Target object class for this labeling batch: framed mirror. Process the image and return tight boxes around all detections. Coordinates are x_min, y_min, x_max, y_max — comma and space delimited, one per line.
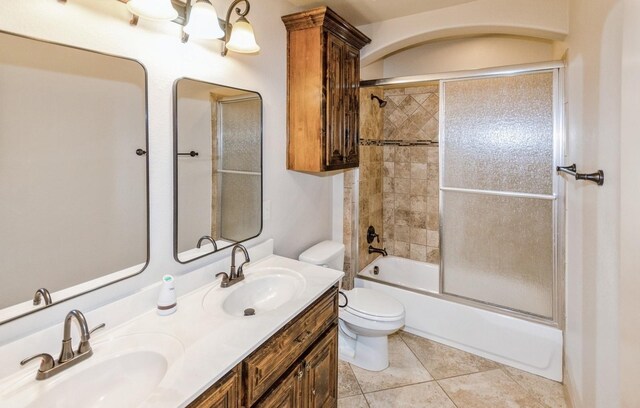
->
174, 78, 262, 263
0, 31, 149, 324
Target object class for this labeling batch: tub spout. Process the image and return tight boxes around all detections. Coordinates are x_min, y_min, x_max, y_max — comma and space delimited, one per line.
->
368, 245, 388, 256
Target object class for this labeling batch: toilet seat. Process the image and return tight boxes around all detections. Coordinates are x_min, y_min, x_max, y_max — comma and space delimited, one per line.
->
343, 288, 404, 322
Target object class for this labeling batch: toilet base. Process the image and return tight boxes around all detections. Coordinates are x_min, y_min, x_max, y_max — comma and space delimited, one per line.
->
339, 331, 389, 372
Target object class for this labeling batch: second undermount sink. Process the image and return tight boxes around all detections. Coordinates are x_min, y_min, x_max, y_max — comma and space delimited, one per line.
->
203, 267, 306, 316
1, 333, 184, 408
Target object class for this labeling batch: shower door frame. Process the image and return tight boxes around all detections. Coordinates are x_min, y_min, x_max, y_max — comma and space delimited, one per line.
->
360, 61, 566, 328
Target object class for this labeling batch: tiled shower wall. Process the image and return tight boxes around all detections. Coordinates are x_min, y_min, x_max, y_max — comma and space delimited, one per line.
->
343, 84, 440, 288
382, 84, 440, 263
342, 87, 384, 289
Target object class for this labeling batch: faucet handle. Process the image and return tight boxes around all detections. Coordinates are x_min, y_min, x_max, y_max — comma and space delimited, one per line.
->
78, 323, 106, 354
237, 260, 250, 277
216, 272, 230, 287
90, 323, 106, 336
20, 353, 55, 372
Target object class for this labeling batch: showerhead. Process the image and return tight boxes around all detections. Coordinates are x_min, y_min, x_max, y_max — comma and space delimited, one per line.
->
371, 94, 387, 108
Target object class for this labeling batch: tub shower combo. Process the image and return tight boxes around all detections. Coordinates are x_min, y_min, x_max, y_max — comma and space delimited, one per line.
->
351, 62, 568, 381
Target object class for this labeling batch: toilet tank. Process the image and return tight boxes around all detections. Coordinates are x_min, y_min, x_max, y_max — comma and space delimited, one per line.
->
299, 241, 345, 270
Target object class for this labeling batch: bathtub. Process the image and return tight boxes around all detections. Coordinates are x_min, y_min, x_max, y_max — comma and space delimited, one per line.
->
356, 256, 563, 381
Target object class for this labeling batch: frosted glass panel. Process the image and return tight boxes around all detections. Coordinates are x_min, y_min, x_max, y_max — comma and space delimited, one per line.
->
220, 98, 261, 172
442, 191, 554, 317
219, 173, 261, 242
442, 72, 554, 194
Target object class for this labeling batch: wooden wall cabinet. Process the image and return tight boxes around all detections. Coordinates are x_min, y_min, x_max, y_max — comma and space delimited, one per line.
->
282, 7, 371, 172
188, 287, 338, 408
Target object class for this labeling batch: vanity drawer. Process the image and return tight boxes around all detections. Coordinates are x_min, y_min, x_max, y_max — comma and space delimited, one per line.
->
243, 286, 338, 406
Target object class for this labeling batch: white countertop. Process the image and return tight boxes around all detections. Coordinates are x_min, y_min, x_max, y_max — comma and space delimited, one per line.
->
0, 253, 344, 407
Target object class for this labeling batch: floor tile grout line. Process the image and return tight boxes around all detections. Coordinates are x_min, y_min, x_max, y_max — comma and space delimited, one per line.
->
436, 368, 551, 408
346, 362, 371, 407
435, 367, 504, 383
363, 380, 435, 395
360, 379, 461, 408
432, 380, 462, 408
399, 330, 501, 381
349, 334, 433, 395
499, 366, 555, 408
397, 331, 437, 381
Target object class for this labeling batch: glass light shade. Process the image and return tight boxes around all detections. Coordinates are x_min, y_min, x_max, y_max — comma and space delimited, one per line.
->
183, 0, 225, 39
226, 17, 260, 53
126, 0, 178, 21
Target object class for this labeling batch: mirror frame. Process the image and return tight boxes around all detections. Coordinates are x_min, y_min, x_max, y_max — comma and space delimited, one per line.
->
0, 30, 150, 324
172, 77, 263, 264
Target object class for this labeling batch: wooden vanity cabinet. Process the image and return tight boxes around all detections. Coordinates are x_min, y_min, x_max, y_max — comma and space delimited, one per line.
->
282, 7, 371, 172
189, 286, 338, 408
188, 365, 242, 408
256, 328, 337, 408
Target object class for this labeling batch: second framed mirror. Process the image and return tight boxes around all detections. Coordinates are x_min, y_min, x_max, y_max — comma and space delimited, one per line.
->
174, 78, 262, 263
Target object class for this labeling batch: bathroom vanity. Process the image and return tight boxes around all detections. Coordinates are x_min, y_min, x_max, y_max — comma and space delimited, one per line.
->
189, 287, 337, 408
0, 245, 343, 408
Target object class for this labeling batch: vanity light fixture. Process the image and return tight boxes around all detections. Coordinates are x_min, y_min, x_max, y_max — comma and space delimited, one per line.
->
182, 0, 225, 42
57, 0, 259, 56
126, 0, 178, 21
221, 0, 260, 56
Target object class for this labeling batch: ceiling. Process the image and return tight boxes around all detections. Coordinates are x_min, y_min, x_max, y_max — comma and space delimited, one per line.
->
287, 0, 478, 26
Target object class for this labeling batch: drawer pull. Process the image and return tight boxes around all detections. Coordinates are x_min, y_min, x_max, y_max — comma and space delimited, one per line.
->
294, 330, 312, 343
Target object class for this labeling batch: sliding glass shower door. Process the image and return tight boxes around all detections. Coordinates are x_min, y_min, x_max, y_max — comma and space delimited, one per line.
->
440, 70, 561, 321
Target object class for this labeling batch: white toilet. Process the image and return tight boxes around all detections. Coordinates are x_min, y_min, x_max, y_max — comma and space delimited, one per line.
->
299, 241, 405, 371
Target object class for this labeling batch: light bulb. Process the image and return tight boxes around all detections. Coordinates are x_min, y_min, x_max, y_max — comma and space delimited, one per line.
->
126, 0, 178, 21
226, 16, 260, 53
183, 0, 225, 40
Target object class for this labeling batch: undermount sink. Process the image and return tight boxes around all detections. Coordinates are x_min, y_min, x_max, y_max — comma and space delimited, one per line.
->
1, 333, 184, 408
203, 267, 306, 316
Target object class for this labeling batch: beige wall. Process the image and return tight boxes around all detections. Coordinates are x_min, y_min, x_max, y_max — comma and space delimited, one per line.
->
564, 0, 622, 406
357, 0, 569, 66
380, 35, 557, 78
619, 2, 640, 406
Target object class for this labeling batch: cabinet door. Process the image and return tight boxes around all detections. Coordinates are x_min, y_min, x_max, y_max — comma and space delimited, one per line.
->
303, 327, 338, 408
325, 32, 345, 168
254, 363, 304, 408
343, 44, 360, 165
188, 366, 241, 408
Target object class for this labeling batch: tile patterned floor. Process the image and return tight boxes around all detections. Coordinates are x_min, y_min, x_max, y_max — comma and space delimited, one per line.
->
338, 331, 570, 408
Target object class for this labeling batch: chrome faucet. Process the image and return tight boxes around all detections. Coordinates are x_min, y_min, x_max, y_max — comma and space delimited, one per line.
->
20, 309, 105, 380
197, 235, 218, 251
215, 244, 250, 288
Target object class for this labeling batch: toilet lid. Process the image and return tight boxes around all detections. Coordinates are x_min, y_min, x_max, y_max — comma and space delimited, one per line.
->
344, 288, 404, 319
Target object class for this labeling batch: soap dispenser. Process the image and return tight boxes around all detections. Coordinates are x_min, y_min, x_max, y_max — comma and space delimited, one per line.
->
157, 275, 177, 316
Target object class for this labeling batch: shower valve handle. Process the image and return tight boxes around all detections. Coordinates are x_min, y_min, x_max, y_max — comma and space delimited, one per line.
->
367, 226, 380, 244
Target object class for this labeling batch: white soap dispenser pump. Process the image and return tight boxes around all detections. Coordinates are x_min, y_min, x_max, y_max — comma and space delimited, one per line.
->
157, 274, 177, 316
